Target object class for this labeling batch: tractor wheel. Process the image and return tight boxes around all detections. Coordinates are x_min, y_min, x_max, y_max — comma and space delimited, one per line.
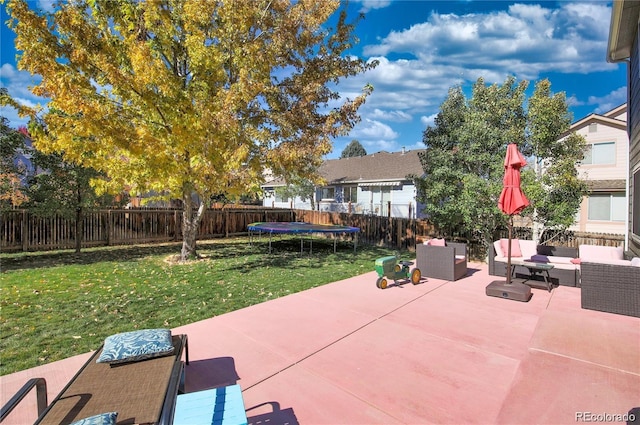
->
394, 264, 401, 273
410, 268, 421, 284
376, 277, 388, 289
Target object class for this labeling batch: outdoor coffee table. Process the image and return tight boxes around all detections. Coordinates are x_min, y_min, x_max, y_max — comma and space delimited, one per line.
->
513, 262, 555, 292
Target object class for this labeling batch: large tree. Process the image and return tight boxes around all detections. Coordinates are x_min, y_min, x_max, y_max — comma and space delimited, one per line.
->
25, 140, 126, 253
8, 0, 376, 261
0, 115, 29, 210
340, 139, 367, 158
415, 77, 587, 254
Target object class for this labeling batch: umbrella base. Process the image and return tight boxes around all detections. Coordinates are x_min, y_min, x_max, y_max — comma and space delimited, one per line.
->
486, 280, 532, 302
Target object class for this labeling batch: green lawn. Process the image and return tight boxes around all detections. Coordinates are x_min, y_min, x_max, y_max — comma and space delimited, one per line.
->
0, 236, 397, 376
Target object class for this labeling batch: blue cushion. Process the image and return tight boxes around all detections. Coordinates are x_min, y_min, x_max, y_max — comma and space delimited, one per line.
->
70, 412, 117, 425
97, 329, 174, 364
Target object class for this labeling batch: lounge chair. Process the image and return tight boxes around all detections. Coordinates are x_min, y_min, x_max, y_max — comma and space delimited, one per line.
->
1, 332, 189, 425
416, 240, 468, 281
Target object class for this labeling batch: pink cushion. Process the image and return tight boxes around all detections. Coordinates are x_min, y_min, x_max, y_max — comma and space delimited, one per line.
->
428, 238, 446, 246
585, 258, 633, 266
500, 238, 522, 257
570, 258, 581, 264
518, 240, 537, 260
579, 245, 624, 261
493, 240, 503, 257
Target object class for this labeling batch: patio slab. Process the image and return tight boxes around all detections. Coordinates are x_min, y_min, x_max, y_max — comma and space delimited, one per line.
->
496, 350, 640, 424
298, 317, 520, 424
2, 261, 639, 425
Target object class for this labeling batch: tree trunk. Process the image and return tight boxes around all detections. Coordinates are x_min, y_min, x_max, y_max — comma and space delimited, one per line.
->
75, 207, 82, 253
531, 158, 542, 245
180, 195, 206, 261
532, 216, 542, 245
75, 179, 83, 253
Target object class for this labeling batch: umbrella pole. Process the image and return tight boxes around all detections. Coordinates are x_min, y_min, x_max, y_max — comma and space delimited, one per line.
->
507, 216, 513, 285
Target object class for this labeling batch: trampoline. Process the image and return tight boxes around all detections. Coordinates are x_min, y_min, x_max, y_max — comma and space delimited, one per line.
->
247, 222, 360, 253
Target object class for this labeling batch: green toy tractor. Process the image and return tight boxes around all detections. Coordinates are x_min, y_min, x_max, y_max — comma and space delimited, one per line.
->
374, 255, 421, 289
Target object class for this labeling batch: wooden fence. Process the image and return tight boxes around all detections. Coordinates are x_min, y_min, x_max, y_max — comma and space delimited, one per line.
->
0, 208, 626, 257
1, 208, 294, 253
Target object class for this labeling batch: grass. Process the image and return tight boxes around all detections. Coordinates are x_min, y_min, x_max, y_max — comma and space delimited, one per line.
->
0, 236, 398, 376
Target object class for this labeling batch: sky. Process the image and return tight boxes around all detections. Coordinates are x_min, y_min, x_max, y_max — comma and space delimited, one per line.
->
0, 1, 627, 160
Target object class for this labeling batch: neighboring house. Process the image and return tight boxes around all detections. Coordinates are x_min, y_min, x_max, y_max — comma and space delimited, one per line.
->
567, 104, 628, 235
607, 1, 640, 256
262, 149, 426, 218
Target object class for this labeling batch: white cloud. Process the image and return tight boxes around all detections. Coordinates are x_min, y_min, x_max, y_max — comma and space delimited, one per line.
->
355, 0, 392, 14
0, 64, 48, 128
350, 119, 399, 140
36, 0, 55, 12
0, 63, 46, 105
588, 87, 628, 114
369, 108, 412, 122
362, 2, 616, 81
364, 139, 398, 153
329, 1, 622, 159
0, 105, 29, 128
420, 113, 438, 129
0, 64, 18, 79
347, 3, 619, 131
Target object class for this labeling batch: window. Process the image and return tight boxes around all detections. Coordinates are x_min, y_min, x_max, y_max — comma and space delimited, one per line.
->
588, 193, 625, 221
343, 186, 357, 203
582, 142, 615, 165
321, 187, 335, 200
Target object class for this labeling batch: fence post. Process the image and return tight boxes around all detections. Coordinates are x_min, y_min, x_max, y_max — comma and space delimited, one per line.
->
106, 210, 111, 246
225, 209, 229, 238
174, 210, 179, 241
21, 210, 28, 252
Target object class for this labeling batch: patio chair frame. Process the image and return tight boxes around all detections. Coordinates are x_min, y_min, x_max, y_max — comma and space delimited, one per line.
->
1, 334, 189, 425
416, 242, 468, 281
580, 262, 640, 318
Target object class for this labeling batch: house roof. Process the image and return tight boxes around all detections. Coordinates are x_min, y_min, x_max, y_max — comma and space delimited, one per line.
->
602, 103, 627, 120
607, 1, 640, 62
319, 149, 425, 185
263, 149, 425, 187
588, 179, 627, 191
562, 103, 627, 137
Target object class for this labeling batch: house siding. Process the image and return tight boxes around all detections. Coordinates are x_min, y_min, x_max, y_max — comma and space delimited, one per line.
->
261, 150, 426, 219
575, 125, 628, 181
630, 26, 640, 255
568, 108, 629, 235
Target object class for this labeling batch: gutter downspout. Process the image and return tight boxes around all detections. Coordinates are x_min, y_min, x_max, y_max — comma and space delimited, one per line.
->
606, 1, 632, 250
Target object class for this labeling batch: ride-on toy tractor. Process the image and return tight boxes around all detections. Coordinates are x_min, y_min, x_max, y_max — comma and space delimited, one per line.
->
374, 255, 421, 289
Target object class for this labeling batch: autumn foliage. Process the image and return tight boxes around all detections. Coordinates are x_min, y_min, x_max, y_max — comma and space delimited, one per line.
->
7, 0, 376, 260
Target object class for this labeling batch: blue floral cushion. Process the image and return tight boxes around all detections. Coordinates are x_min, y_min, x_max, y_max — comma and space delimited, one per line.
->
70, 412, 117, 425
97, 329, 174, 364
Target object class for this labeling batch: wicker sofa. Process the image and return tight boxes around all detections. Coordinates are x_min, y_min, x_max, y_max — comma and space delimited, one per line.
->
488, 242, 579, 287
580, 262, 640, 318
416, 241, 468, 281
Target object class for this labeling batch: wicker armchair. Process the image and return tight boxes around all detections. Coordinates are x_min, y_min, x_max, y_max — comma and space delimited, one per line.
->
580, 262, 640, 318
416, 242, 468, 281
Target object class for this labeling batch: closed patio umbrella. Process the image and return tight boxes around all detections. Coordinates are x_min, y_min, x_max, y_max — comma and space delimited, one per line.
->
486, 144, 532, 301
498, 143, 530, 217
499, 143, 530, 285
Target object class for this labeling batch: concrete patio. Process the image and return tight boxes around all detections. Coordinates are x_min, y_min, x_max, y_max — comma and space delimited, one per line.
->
1, 261, 639, 424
